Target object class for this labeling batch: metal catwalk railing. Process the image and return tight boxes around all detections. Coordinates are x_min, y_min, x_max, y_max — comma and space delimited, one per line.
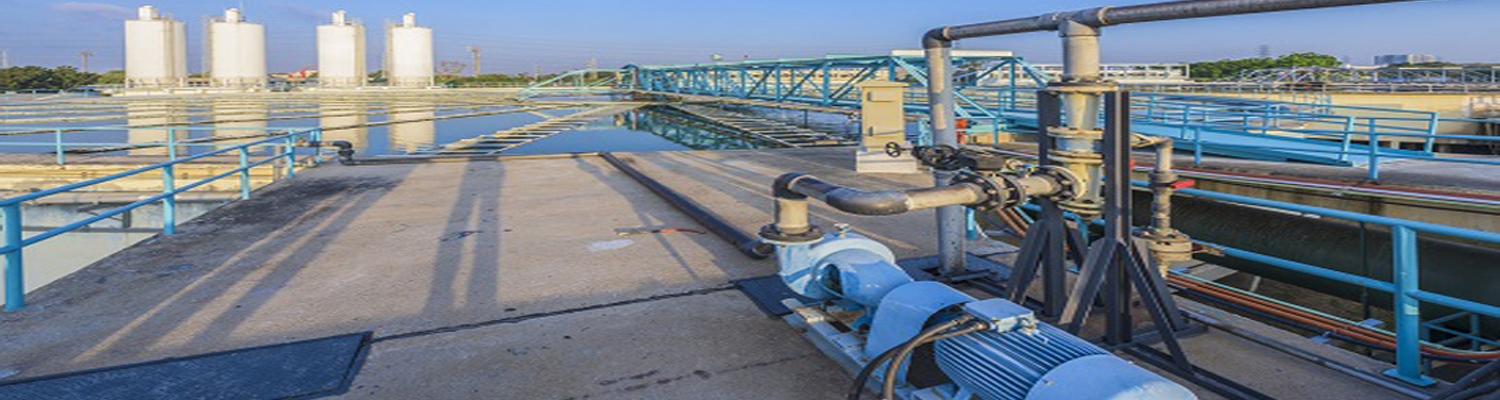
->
0, 127, 325, 311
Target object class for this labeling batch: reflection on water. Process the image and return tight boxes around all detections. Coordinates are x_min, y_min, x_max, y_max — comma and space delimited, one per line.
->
4, 100, 857, 156
126, 102, 180, 155
214, 99, 267, 147
320, 104, 369, 152
388, 108, 436, 153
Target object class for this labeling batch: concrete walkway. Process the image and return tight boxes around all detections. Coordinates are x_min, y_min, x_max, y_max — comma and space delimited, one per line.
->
0, 148, 1419, 400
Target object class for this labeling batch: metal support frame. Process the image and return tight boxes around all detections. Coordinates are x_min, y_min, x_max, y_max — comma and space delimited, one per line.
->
1002, 90, 1087, 318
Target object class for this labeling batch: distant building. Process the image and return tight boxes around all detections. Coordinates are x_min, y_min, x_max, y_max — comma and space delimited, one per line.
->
1375, 54, 1438, 66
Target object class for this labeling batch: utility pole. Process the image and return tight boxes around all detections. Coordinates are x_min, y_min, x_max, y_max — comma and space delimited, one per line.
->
79, 51, 94, 73
467, 46, 481, 77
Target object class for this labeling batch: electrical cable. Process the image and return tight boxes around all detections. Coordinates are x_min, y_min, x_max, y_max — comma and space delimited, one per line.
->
846, 316, 987, 400
881, 317, 985, 400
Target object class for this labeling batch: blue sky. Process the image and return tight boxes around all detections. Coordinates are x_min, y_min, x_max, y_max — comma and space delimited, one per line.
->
0, 0, 1493, 73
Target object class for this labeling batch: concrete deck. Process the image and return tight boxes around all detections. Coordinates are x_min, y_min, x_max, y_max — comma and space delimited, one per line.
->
0, 147, 1422, 399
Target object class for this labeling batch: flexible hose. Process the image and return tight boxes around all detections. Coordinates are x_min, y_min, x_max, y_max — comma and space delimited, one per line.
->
847, 316, 986, 400
847, 345, 904, 400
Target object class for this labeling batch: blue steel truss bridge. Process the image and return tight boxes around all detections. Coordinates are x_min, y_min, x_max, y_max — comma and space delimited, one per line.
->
530, 53, 1500, 179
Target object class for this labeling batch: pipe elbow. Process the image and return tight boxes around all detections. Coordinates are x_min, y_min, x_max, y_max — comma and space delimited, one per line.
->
824, 189, 912, 216
922, 28, 952, 49
328, 140, 356, 165
773, 172, 810, 200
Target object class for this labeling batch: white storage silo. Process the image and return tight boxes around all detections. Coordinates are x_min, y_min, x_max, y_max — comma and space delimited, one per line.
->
385, 13, 434, 87
124, 6, 187, 88
317, 11, 366, 87
207, 8, 267, 87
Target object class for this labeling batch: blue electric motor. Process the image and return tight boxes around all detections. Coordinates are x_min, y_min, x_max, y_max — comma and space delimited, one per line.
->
774, 232, 1196, 400
934, 299, 1196, 400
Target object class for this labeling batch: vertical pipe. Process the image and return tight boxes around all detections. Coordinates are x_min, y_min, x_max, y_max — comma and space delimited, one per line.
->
924, 42, 967, 274
1384, 226, 1436, 386
238, 147, 251, 200
3, 204, 23, 311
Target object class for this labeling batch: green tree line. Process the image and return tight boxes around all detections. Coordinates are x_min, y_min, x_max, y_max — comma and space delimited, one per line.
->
0, 66, 123, 90
1188, 52, 1342, 80
443, 73, 563, 86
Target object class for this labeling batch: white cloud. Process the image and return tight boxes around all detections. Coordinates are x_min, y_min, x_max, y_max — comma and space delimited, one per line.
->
50, 2, 134, 20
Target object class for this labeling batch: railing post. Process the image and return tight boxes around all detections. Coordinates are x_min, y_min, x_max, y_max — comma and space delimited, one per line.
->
167, 128, 177, 159
1368, 131, 1380, 181
311, 129, 324, 165
3, 204, 23, 311
162, 164, 176, 235
1339, 117, 1354, 163
53, 129, 65, 165
238, 147, 251, 200
1383, 226, 1436, 386
284, 136, 296, 179
1423, 112, 1438, 153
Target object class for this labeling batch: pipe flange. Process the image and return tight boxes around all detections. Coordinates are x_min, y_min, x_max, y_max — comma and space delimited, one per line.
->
1048, 150, 1103, 165
759, 223, 824, 244
950, 172, 1010, 211
1142, 230, 1193, 263
1035, 166, 1083, 202
1044, 81, 1118, 93
1046, 127, 1102, 140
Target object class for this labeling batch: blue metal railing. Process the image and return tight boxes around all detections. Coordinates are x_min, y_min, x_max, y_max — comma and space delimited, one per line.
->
0, 126, 316, 165
1151, 184, 1500, 386
0, 127, 325, 311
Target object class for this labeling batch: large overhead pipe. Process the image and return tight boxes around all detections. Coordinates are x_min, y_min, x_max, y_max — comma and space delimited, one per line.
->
924, 0, 1427, 42
919, 0, 1429, 276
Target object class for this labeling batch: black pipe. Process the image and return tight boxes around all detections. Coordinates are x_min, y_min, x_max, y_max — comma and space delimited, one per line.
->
600, 153, 774, 259
320, 140, 355, 165
778, 173, 986, 216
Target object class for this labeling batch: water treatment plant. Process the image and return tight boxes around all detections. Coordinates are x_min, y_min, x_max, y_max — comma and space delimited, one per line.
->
0, 0, 1497, 399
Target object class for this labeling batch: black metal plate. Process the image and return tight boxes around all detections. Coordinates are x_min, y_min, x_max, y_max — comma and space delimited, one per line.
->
0, 332, 372, 400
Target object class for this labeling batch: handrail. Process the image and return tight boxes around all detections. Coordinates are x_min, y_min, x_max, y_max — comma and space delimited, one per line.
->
1, 127, 325, 311
1146, 182, 1498, 386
